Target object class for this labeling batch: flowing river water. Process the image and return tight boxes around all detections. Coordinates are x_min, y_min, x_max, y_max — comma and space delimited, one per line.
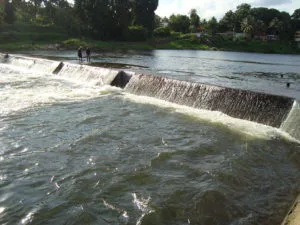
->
0, 50, 299, 225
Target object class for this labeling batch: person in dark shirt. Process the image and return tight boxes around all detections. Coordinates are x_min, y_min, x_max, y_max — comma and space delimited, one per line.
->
77, 47, 83, 62
86, 47, 91, 62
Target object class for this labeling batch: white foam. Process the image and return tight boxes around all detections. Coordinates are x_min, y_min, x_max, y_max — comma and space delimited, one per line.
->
55, 62, 120, 85
123, 93, 299, 142
0, 63, 122, 116
4, 54, 61, 74
281, 101, 300, 141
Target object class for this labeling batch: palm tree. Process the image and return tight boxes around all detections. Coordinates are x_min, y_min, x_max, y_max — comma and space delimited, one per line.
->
241, 16, 256, 38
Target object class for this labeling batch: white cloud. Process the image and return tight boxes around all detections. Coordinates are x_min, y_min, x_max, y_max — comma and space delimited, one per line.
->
155, 0, 300, 20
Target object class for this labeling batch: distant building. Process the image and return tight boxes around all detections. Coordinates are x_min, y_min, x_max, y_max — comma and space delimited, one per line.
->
295, 31, 300, 48
266, 35, 279, 41
195, 26, 206, 37
254, 32, 267, 41
216, 32, 246, 39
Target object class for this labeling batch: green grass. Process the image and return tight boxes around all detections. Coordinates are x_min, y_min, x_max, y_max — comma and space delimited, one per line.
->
0, 23, 69, 51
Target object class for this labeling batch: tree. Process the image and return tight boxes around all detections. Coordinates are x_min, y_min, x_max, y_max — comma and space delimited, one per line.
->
219, 10, 236, 32
4, 0, 15, 24
74, 0, 133, 40
235, 3, 251, 31
134, 0, 158, 33
168, 14, 190, 33
241, 15, 256, 38
269, 17, 284, 36
0, 3, 4, 24
291, 9, 300, 34
75, 0, 115, 39
291, 9, 300, 20
189, 8, 200, 32
255, 19, 266, 34
154, 14, 162, 29
206, 16, 218, 35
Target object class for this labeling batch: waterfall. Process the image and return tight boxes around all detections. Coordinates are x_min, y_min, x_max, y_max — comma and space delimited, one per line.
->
54, 63, 122, 86
281, 101, 300, 140
124, 74, 295, 128
1, 53, 130, 87
0, 53, 61, 74
2, 52, 298, 141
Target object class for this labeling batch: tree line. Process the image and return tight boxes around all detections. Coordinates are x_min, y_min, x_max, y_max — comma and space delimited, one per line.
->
1, 1, 300, 42
0, 0, 159, 40
157, 4, 300, 41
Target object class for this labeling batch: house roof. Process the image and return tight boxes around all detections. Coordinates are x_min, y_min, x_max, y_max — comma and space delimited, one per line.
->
196, 26, 205, 31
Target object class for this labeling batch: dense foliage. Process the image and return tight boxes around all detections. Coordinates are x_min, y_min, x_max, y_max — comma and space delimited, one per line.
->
0, 1, 299, 46
164, 4, 300, 42
0, 0, 158, 40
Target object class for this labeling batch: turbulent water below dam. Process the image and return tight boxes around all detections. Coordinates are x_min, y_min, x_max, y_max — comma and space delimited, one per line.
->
0, 50, 299, 225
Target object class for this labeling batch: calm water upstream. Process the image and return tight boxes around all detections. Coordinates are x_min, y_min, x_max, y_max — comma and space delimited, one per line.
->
0, 50, 299, 225
22, 49, 300, 99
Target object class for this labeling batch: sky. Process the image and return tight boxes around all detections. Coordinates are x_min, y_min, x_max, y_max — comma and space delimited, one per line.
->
155, 0, 300, 20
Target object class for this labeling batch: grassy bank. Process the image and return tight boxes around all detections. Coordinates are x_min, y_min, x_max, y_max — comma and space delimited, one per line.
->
0, 24, 299, 54
0, 23, 69, 51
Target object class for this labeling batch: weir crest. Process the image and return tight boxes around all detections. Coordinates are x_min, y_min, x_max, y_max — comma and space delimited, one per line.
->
1, 53, 299, 141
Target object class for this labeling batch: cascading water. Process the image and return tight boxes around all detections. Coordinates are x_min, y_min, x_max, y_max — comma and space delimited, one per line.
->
0, 52, 299, 225
281, 101, 300, 140
0, 53, 61, 74
55, 63, 123, 86
124, 74, 295, 128
1, 52, 299, 141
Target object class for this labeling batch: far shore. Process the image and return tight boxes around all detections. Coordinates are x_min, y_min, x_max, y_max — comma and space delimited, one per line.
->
1, 38, 300, 55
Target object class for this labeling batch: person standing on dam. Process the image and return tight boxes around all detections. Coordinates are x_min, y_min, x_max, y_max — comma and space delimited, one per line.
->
77, 47, 83, 62
86, 47, 91, 62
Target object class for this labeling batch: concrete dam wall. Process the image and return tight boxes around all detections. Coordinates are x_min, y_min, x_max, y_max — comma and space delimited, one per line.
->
1, 52, 299, 141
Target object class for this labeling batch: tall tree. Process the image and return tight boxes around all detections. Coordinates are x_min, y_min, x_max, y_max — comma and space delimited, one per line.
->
75, 0, 115, 39
154, 14, 162, 28
292, 9, 300, 20
291, 9, 300, 34
235, 3, 251, 32
134, 0, 158, 33
4, 0, 15, 23
189, 8, 200, 32
269, 17, 284, 36
111, 0, 132, 38
168, 14, 190, 33
206, 16, 218, 35
0, 3, 4, 24
219, 10, 236, 32
241, 15, 256, 38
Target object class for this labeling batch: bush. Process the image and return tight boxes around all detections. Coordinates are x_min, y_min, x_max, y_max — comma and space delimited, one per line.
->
62, 38, 87, 48
153, 27, 171, 37
170, 31, 181, 39
233, 35, 247, 43
126, 26, 147, 41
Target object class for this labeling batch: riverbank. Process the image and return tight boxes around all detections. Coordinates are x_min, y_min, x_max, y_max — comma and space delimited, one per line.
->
1, 37, 300, 55
1, 23, 300, 54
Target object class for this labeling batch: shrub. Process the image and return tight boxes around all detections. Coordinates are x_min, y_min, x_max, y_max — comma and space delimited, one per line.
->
170, 31, 181, 39
153, 27, 171, 37
126, 26, 147, 41
62, 38, 87, 48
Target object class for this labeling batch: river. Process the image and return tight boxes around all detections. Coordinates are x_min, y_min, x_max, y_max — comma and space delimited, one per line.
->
0, 50, 299, 225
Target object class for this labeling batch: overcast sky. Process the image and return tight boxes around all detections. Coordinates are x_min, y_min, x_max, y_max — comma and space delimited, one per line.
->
155, 0, 300, 20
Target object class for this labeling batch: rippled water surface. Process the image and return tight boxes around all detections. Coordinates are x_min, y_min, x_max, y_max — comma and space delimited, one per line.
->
0, 50, 300, 225
22, 49, 300, 99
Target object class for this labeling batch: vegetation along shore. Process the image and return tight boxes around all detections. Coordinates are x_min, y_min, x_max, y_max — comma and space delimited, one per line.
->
0, 1, 300, 54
